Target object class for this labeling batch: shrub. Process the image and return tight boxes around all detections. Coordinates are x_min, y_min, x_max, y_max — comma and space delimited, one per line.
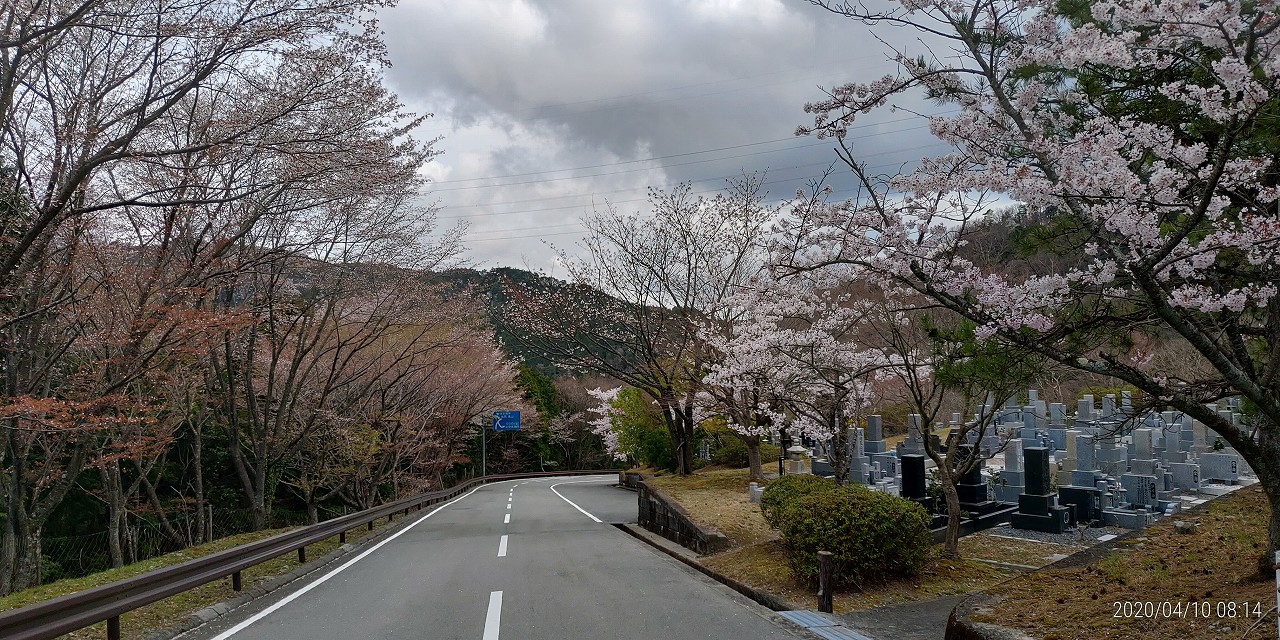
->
711, 437, 781, 469
759, 474, 835, 528
776, 486, 931, 588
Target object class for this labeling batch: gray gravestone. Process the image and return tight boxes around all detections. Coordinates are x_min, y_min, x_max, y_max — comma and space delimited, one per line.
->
1170, 463, 1200, 491
1130, 459, 1159, 476
1078, 395, 1095, 420
1199, 452, 1239, 483
1101, 394, 1116, 418
1005, 439, 1023, 472
847, 427, 869, 484
1120, 474, 1159, 510
1049, 403, 1066, 426
1076, 434, 1097, 471
1133, 428, 1155, 460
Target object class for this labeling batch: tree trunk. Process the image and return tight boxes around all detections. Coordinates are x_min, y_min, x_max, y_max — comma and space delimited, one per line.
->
941, 474, 963, 558
2, 498, 43, 592
191, 415, 206, 545
102, 464, 126, 569
671, 420, 694, 475
744, 434, 763, 480
253, 460, 271, 531
1, 435, 88, 593
661, 403, 695, 475
138, 471, 186, 548
11, 529, 41, 590
1254, 430, 1280, 574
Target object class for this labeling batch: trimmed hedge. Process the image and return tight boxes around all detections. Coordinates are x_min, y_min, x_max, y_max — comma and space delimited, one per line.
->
759, 474, 835, 528
710, 437, 781, 469
775, 485, 931, 587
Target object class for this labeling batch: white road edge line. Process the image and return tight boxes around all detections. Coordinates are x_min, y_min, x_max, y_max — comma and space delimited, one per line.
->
548, 479, 610, 523
483, 591, 503, 640
504, 514, 510, 524
497, 534, 508, 557
203, 485, 486, 640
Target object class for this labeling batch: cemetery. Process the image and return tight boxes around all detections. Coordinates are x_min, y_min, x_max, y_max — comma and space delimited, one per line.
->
797, 390, 1256, 541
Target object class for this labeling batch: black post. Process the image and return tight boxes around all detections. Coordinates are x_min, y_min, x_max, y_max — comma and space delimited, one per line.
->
818, 550, 833, 613
107, 615, 121, 640
367, 520, 374, 531
339, 530, 346, 544
779, 426, 792, 476
232, 571, 242, 591
297, 546, 306, 563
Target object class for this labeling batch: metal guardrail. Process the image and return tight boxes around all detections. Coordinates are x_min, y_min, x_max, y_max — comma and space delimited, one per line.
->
0, 470, 618, 640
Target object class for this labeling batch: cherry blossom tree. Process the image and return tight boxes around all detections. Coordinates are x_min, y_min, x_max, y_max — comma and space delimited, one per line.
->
0, 0, 452, 590
703, 271, 888, 482
504, 178, 774, 475
788, 0, 1280, 555
867, 306, 1041, 557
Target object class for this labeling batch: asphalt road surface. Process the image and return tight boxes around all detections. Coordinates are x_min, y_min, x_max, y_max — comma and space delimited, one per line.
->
180, 476, 812, 640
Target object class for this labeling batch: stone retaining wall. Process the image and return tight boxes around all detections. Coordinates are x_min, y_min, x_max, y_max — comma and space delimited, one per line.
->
636, 481, 731, 555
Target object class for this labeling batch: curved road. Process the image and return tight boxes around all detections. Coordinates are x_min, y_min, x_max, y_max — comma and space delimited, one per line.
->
179, 476, 813, 640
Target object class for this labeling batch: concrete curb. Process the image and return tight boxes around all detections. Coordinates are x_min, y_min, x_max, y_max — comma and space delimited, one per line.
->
139, 512, 427, 640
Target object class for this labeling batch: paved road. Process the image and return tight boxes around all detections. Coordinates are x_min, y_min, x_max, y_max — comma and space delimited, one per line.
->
181, 476, 811, 640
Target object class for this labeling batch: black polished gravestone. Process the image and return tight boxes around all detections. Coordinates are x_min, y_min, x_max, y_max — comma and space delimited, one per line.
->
1011, 447, 1072, 533
952, 446, 1014, 530
901, 454, 933, 511
1058, 485, 1103, 525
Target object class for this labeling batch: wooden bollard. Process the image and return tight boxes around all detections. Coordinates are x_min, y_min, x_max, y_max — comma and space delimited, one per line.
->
818, 550, 833, 613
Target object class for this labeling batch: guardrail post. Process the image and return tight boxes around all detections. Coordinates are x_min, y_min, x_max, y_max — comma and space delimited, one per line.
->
298, 546, 306, 563
232, 571, 242, 591
339, 530, 346, 543
107, 615, 121, 640
817, 550, 833, 613
367, 520, 374, 531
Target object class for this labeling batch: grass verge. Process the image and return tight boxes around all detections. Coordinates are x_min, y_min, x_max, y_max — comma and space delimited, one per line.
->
977, 485, 1275, 640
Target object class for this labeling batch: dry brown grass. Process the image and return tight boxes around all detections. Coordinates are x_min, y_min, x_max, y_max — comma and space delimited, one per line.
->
704, 540, 1013, 613
979, 486, 1275, 640
647, 467, 778, 546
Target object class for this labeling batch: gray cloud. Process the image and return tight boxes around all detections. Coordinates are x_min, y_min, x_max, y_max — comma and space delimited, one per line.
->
377, 0, 950, 271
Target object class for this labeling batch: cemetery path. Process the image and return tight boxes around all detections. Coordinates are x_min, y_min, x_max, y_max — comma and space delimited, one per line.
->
175, 476, 815, 640
836, 594, 967, 640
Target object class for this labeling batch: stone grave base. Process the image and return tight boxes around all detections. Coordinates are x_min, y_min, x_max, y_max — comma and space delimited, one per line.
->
1011, 507, 1072, 533
1102, 508, 1156, 529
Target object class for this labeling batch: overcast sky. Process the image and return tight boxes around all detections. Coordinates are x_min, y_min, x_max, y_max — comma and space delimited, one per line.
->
377, 0, 952, 274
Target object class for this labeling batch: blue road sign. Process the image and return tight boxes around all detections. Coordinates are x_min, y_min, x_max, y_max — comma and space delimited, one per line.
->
493, 411, 521, 431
